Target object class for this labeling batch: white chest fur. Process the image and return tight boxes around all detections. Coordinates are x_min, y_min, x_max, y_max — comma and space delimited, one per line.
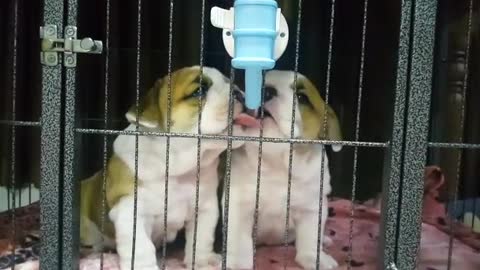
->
109, 125, 222, 269
225, 140, 336, 269
229, 142, 331, 240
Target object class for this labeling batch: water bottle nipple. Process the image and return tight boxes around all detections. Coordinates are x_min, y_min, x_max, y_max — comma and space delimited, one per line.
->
245, 67, 263, 111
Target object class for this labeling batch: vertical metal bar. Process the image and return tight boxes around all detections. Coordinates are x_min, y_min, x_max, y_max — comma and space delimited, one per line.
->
191, 0, 206, 267
251, 72, 266, 270
40, 0, 64, 269
9, 0, 19, 269
447, 1, 474, 268
132, 0, 143, 268
396, 0, 437, 269
428, 0, 449, 165
221, 67, 236, 270
315, 0, 331, 268
161, 0, 174, 268
378, 0, 412, 267
347, 0, 368, 268
283, 0, 304, 266
100, 0, 112, 269
62, 0, 80, 268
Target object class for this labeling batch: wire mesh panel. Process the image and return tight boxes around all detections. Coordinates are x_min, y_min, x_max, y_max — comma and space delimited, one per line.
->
70, 0, 404, 269
50, 0, 433, 269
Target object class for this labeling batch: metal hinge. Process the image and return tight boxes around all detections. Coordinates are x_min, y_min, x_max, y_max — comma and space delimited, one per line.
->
40, 25, 103, 67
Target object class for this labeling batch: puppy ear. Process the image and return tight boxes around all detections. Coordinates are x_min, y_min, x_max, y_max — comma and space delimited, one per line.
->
125, 79, 163, 129
301, 77, 343, 151
325, 106, 343, 152
316, 105, 342, 152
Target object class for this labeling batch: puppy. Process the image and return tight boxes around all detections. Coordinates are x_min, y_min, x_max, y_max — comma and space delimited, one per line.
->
80, 66, 245, 270
226, 70, 341, 269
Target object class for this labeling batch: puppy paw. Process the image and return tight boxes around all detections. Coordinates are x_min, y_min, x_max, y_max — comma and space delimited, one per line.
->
225, 253, 253, 270
323, 236, 333, 247
185, 252, 222, 269
319, 252, 338, 269
119, 261, 160, 270
120, 265, 160, 270
296, 251, 338, 270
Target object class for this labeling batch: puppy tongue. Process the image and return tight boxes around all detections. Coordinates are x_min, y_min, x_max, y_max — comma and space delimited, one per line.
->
234, 113, 261, 128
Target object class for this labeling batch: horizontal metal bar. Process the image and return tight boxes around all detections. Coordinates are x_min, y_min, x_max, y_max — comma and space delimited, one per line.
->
106, 48, 227, 56
79, 117, 125, 124
428, 142, 480, 149
75, 128, 388, 147
0, 120, 41, 127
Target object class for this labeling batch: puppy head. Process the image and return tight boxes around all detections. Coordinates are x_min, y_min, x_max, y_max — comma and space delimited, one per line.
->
257, 70, 342, 145
126, 66, 242, 134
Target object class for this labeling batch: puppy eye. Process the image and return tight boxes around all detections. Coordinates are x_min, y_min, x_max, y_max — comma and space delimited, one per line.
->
297, 92, 309, 104
263, 86, 277, 102
190, 81, 210, 98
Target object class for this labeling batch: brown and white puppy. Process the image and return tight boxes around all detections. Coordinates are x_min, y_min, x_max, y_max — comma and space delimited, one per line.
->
80, 66, 245, 270
226, 70, 342, 269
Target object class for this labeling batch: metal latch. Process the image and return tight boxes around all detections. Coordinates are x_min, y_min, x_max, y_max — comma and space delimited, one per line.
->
40, 25, 103, 67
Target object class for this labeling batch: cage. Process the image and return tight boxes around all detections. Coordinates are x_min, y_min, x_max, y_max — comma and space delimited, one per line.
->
0, 0, 479, 269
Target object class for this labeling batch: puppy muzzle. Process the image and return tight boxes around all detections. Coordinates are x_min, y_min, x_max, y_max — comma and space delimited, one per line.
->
233, 87, 264, 119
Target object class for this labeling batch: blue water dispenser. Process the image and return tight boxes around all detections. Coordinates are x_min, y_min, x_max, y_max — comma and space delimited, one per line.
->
211, 0, 289, 115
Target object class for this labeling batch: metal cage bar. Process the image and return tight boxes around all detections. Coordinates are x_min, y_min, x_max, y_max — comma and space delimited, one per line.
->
191, 0, 207, 268
161, 1, 175, 268
8, 0, 19, 269
130, 0, 144, 268
446, 0, 474, 268
220, 67, 237, 269
100, 0, 112, 268
283, 0, 304, 267
74, 129, 387, 147
429, 142, 480, 149
378, 0, 413, 267
314, 0, 333, 268
396, 0, 438, 269
62, 0, 81, 268
347, 0, 369, 268
40, 0, 65, 269
251, 72, 267, 270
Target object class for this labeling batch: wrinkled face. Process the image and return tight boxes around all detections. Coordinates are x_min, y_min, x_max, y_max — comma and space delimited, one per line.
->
126, 66, 242, 134
251, 70, 342, 140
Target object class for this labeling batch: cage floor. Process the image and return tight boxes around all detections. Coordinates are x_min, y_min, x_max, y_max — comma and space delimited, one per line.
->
1, 166, 480, 270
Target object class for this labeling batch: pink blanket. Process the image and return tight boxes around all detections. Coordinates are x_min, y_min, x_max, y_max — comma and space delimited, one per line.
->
8, 166, 480, 270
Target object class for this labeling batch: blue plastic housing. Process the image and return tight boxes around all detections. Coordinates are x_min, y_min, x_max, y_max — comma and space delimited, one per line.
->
231, 0, 278, 110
